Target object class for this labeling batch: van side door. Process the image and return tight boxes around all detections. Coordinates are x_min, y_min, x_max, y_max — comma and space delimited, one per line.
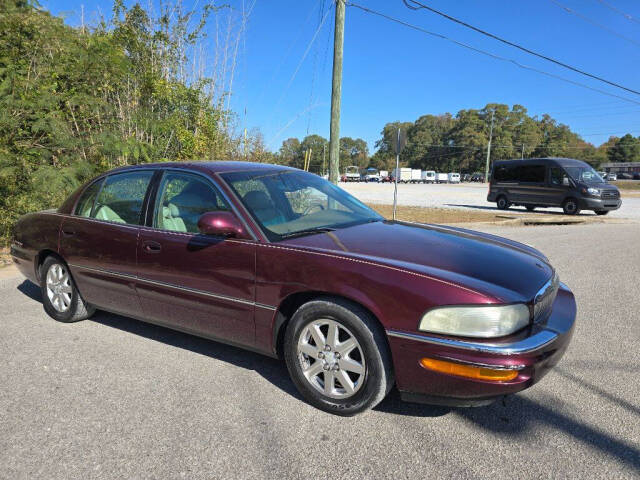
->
548, 167, 572, 207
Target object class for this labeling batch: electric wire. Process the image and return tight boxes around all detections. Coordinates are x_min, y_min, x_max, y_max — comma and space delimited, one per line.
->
548, 0, 640, 48
402, 0, 640, 96
346, 2, 640, 106
596, 0, 640, 26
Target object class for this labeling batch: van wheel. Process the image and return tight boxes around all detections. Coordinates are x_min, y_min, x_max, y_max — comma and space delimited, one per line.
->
562, 198, 581, 215
497, 196, 510, 210
525, 205, 536, 211
595, 210, 609, 216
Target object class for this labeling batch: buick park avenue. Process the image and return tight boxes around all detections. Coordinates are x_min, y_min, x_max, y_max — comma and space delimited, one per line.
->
11, 162, 576, 415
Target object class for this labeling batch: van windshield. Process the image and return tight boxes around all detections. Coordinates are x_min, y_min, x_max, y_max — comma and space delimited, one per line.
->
564, 166, 604, 184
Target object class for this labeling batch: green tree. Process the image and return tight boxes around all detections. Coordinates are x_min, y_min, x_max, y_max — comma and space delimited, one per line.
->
607, 134, 640, 163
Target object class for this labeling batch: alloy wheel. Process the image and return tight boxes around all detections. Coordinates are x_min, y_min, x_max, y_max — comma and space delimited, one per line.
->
46, 263, 72, 313
296, 319, 366, 399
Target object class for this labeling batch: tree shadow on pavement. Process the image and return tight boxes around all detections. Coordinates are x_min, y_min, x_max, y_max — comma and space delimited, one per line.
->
457, 394, 640, 472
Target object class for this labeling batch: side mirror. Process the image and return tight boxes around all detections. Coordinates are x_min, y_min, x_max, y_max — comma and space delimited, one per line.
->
197, 211, 248, 238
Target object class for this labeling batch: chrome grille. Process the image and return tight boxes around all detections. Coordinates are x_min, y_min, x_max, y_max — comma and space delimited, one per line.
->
533, 272, 559, 323
601, 189, 619, 199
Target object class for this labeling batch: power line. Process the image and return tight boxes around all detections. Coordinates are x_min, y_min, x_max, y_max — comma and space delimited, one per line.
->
596, 0, 640, 26
549, 0, 640, 48
402, 0, 640, 96
346, 2, 640, 106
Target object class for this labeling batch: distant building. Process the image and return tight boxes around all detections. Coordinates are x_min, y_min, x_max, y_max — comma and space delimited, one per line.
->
600, 162, 640, 173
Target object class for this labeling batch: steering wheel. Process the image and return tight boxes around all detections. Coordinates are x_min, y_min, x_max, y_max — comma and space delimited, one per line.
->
302, 203, 325, 216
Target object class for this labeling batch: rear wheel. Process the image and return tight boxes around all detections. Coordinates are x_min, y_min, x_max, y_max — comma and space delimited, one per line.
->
284, 298, 393, 416
595, 210, 609, 216
497, 195, 510, 210
525, 205, 536, 211
41, 256, 95, 323
562, 198, 581, 215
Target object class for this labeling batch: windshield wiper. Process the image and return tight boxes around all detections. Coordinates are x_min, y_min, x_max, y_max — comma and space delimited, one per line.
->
280, 227, 336, 239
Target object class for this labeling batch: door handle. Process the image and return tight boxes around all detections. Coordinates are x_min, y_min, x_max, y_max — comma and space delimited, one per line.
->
143, 241, 162, 253
62, 229, 75, 237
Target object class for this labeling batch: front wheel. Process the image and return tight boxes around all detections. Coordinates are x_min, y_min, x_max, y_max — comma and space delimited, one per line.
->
525, 205, 536, 211
562, 198, 581, 215
595, 210, 609, 216
284, 298, 394, 416
41, 256, 95, 323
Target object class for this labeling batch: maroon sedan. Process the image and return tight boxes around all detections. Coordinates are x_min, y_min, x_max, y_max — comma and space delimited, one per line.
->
11, 162, 576, 415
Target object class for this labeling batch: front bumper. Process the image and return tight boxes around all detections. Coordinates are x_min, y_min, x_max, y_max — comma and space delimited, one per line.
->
579, 196, 621, 211
387, 283, 576, 406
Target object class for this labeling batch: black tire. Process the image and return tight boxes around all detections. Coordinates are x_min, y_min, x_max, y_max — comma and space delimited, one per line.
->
284, 297, 394, 416
562, 198, 581, 215
496, 195, 510, 210
595, 210, 609, 216
525, 205, 536, 211
40, 256, 95, 323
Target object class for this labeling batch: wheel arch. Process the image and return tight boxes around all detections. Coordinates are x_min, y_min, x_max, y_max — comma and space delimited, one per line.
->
272, 291, 390, 361
35, 249, 63, 283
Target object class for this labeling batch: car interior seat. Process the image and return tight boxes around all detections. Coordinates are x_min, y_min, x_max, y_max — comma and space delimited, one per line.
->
242, 190, 286, 226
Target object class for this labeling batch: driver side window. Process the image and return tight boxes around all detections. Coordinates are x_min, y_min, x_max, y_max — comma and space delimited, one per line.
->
154, 172, 229, 234
550, 167, 569, 186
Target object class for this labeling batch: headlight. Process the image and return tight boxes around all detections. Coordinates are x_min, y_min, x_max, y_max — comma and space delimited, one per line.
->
586, 187, 600, 196
418, 304, 530, 338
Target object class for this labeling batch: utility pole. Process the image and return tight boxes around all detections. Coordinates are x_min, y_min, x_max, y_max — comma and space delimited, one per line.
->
521, 143, 524, 159
484, 111, 495, 183
393, 128, 400, 220
328, 0, 345, 184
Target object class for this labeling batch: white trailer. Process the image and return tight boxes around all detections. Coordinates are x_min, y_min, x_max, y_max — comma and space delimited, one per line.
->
448, 172, 461, 183
421, 170, 436, 183
410, 169, 422, 183
379, 170, 388, 179
392, 167, 412, 183
436, 173, 448, 184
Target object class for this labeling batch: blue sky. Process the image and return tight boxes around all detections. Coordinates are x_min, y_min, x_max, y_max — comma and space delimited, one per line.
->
44, 0, 640, 152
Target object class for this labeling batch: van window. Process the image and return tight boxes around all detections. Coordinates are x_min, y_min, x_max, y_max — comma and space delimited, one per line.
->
519, 165, 545, 183
550, 167, 570, 186
493, 166, 514, 182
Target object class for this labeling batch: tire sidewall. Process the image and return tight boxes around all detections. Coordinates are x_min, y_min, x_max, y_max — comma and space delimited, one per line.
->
497, 196, 509, 209
563, 198, 580, 215
284, 300, 389, 416
41, 257, 81, 323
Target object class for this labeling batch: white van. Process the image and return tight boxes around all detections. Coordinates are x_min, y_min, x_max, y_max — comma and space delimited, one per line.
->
448, 173, 461, 184
421, 170, 436, 183
436, 173, 448, 184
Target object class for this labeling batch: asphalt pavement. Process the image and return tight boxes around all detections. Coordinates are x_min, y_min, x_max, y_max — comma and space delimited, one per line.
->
1, 222, 639, 479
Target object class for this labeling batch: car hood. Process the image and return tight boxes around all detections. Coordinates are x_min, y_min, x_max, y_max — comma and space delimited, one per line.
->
281, 220, 554, 303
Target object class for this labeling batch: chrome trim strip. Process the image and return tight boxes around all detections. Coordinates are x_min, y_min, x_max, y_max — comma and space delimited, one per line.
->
68, 263, 277, 311
436, 355, 526, 370
386, 329, 558, 355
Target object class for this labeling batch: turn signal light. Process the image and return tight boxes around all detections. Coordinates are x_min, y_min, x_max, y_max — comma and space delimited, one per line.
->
420, 358, 519, 382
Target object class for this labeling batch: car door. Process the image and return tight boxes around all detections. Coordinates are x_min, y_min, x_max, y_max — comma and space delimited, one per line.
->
60, 169, 155, 317
135, 169, 257, 347
547, 166, 572, 206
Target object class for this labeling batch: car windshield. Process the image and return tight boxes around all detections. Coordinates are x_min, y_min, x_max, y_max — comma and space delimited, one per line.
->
221, 169, 383, 241
563, 165, 604, 184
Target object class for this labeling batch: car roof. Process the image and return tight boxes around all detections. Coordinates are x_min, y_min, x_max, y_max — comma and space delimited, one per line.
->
493, 157, 591, 167
106, 161, 297, 176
